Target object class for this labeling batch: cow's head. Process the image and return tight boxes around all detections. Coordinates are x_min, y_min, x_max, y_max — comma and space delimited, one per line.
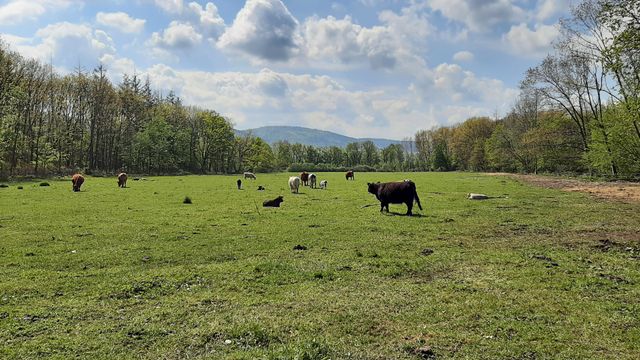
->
367, 182, 379, 194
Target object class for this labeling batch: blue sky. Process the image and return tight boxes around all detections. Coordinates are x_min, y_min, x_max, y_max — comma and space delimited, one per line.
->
0, 0, 571, 139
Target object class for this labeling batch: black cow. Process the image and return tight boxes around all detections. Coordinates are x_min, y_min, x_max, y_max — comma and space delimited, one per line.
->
367, 181, 423, 216
263, 196, 284, 207
237, 179, 242, 189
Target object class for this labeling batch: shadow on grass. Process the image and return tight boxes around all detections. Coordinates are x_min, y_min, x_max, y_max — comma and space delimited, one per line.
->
382, 211, 427, 218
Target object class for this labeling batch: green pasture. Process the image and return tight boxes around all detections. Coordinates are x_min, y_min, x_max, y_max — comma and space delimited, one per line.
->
0, 172, 639, 359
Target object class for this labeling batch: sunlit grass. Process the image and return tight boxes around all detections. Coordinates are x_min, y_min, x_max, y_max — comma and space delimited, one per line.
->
1, 172, 639, 359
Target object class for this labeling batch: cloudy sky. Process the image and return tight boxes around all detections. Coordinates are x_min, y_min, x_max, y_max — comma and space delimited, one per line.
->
0, 0, 571, 139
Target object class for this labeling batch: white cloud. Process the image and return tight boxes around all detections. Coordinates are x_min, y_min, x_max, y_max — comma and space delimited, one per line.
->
536, 0, 571, 21
453, 50, 474, 62
427, 0, 526, 32
217, 0, 301, 62
149, 21, 203, 49
302, 3, 431, 71
503, 23, 559, 57
96, 12, 145, 34
185, 2, 225, 40
8, 22, 116, 70
0, 0, 76, 26
153, 0, 184, 14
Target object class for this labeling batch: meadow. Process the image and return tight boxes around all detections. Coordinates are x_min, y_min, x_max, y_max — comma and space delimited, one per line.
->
0, 172, 639, 359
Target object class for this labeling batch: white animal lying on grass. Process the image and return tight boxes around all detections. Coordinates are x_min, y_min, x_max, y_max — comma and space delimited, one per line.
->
468, 193, 489, 200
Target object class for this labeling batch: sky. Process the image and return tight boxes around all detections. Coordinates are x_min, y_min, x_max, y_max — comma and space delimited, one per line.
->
0, 0, 572, 140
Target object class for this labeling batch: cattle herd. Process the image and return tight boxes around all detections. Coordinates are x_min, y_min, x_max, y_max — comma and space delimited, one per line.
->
69, 170, 424, 216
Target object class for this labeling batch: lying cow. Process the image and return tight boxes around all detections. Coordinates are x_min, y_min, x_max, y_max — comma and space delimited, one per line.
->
117, 172, 128, 188
244, 172, 256, 180
320, 180, 328, 189
309, 173, 317, 188
367, 180, 423, 216
263, 196, 284, 207
346, 170, 354, 180
289, 176, 301, 193
71, 174, 85, 192
300, 172, 309, 186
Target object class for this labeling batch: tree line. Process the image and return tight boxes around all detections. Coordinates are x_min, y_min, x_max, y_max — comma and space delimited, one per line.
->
411, 0, 639, 177
0, 40, 277, 177
1, 0, 637, 178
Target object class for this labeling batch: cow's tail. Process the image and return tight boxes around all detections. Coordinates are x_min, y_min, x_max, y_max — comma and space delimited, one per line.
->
409, 182, 423, 210
414, 191, 423, 210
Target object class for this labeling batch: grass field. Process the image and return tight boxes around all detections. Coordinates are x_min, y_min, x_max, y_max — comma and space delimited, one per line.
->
1, 172, 639, 359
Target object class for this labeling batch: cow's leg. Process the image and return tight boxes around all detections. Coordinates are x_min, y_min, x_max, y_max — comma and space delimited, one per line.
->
380, 203, 385, 212
406, 201, 413, 216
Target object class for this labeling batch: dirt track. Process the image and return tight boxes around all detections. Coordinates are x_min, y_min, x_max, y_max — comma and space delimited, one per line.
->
491, 173, 640, 203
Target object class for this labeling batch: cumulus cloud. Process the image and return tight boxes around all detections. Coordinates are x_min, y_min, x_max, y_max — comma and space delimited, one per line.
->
0, 0, 76, 26
185, 2, 225, 40
8, 22, 116, 70
153, 0, 184, 14
503, 23, 559, 57
427, 0, 526, 32
302, 3, 431, 71
96, 12, 145, 34
149, 21, 203, 49
217, 0, 301, 62
536, 0, 571, 21
453, 50, 474, 62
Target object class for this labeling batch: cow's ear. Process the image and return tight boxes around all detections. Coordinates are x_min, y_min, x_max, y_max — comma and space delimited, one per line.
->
367, 182, 371, 186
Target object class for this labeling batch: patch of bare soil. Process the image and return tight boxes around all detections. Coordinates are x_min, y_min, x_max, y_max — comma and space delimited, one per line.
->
490, 173, 640, 203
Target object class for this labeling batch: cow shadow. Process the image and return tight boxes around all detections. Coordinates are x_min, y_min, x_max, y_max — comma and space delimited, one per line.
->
383, 211, 427, 218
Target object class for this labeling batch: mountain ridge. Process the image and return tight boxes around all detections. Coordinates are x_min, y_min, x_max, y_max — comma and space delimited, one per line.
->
235, 125, 405, 148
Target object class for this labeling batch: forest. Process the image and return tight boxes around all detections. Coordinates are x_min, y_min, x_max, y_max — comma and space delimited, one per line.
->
0, 0, 638, 178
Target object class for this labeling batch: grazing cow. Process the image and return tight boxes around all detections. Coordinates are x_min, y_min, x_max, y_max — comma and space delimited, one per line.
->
71, 174, 84, 192
117, 173, 128, 188
346, 170, 355, 180
244, 172, 257, 180
309, 173, 317, 188
263, 195, 284, 207
237, 179, 242, 190
320, 180, 328, 189
300, 172, 309, 186
367, 180, 423, 216
289, 176, 301, 193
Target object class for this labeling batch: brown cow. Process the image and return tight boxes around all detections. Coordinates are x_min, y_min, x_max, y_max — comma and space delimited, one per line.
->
263, 195, 284, 207
345, 170, 354, 180
367, 180, 422, 216
300, 172, 309, 186
117, 173, 128, 188
71, 174, 84, 192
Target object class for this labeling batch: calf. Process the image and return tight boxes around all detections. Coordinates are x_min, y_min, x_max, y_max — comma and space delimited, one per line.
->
320, 180, 328, 189
289, 176, 301, 193
309, 173, 317, 188
71, 174, 84, 192
367, 180, 423, 216
237, 179, 242, 190
345, 170, 354, 180
300, 172, 309, 186
244, 172, 256, 180
263, 196, 284, 207
117, 173, 128, 188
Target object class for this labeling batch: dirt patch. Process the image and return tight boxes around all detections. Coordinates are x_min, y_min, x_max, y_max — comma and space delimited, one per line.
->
491, 173, 640, 203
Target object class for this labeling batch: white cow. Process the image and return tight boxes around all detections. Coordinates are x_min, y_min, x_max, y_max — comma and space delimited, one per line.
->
320, 180, 327, 189
244, 172, 256, 180
309, 173, 317, 189
289, 176, 301, 193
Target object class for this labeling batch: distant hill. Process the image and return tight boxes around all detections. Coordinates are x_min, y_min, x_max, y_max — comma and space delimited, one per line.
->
235, 126, 404, 148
